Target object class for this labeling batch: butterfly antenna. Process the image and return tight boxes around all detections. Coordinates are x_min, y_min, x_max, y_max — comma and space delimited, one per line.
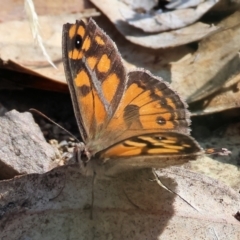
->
29, 108, 80, 143
205, 148, 231, 156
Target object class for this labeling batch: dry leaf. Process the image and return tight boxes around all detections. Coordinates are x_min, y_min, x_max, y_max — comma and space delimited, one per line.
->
0, 59, 68, 92
0, 167, 239, 239
122, 0, 157, 12
166, 0, 204, 9
210, 0, 240, 14
191, 73, 240, 115
170, 10, 240, 103
0, 0, 94, 22
121, 0, 218, 33
90, 0, 219, 48
0, 12, 99, 85
190, 120, 240, 190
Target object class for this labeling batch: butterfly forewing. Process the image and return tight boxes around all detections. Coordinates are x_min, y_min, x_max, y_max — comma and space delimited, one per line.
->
62, 19, 127, 143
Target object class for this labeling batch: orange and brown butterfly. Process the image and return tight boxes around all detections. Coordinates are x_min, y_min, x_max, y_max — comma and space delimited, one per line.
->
62, 18, 203, 177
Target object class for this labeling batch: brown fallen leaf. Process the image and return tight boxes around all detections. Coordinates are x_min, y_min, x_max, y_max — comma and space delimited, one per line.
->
0, 166, 239, 239
90, 0, 219, 48
0, 0, 94, 22
0, 11, 99, 85
0, 59, 68, 92
170, 10, 240, 103
191, 73, 240, 115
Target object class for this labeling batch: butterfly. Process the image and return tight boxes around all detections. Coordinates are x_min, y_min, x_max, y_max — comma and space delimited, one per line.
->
62, 18, 203, 177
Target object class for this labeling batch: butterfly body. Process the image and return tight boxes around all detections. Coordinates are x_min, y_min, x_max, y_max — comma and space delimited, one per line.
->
62, 19, 203, 177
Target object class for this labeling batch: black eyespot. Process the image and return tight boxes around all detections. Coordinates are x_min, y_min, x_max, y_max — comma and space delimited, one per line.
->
156, 116, 166, 125
75, 34, 82, 49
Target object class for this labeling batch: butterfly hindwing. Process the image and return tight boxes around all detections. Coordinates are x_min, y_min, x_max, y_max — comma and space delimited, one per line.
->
93, 132, 202, 176
98, 132, 201, 159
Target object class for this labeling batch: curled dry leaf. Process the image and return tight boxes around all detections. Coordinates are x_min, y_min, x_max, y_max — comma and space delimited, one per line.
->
120, 0, 218, 33
90, 0, 219, 48
0, 167, 239, 239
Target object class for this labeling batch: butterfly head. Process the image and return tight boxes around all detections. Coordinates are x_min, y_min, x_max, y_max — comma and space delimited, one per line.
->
71, 143, 94, 176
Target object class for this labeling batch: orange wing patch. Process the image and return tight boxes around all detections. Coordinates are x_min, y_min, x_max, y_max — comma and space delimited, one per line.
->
75, 70, 90, 87
69, 25, 77, 39
98, 132, 201, 159
82, 36, 91, 51
97, 54, 111, 73
74, 70, 93, 136
68, 49, 83, 60
77, 25, 85, 38
102, 73, 120, 103
100, 141, 143, 158
93, 89, 107, 125
97, 132, 202, 161
87, 57, 98, 70
74, 68, 110, 137
95, 35, 105, 45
